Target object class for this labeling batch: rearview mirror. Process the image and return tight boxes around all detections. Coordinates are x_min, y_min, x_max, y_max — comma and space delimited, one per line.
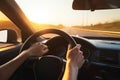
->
72, 0, 120, 11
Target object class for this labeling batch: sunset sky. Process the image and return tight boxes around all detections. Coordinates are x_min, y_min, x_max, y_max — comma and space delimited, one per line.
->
1, 0, 120, 26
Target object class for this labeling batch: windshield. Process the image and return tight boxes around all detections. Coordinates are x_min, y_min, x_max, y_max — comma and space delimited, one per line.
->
3, 0, 120, 38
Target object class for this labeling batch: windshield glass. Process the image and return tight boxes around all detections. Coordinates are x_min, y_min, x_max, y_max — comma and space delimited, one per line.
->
12, 0, 120, 38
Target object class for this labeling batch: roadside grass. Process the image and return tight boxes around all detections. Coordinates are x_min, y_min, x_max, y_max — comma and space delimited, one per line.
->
31, 22, 64, 31
72, 21, 120, 32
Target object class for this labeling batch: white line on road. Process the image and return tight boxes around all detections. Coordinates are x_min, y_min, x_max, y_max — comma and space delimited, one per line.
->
80, 29, 120, 34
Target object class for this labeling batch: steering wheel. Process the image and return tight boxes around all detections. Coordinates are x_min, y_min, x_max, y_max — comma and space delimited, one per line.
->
20, 29, 77, 80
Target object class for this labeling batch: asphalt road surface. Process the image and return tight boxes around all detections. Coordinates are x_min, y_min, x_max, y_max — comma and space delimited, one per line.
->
61, 27, 120, 38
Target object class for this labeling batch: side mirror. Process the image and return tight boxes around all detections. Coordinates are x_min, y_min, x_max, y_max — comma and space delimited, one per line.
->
0, 30, 7, 42
0, 29, 18, 43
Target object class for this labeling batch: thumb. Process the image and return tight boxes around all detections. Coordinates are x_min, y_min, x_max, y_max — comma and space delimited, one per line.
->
67, 44, 72, 50
68, 44, 81, 50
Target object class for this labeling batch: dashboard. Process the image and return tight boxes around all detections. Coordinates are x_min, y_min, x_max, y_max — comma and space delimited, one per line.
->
46, 36, 120, 68
46, 36, 120, 80
89, 39, 120, 68
0, 36, 120, 80
75, 37, 120, 80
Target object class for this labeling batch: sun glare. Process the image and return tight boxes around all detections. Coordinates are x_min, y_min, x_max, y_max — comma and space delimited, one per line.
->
16, 0, 120, 26
16, 0, 68, 25
0, 12, 9, 21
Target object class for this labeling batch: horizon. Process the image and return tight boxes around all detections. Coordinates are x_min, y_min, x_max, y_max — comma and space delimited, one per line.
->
0, 19, 120, 27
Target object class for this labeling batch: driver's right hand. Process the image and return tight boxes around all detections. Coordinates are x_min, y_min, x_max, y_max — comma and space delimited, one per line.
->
66, 44, 85, 69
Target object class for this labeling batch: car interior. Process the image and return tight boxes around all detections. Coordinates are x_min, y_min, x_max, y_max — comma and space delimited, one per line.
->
0, 0, 120, 80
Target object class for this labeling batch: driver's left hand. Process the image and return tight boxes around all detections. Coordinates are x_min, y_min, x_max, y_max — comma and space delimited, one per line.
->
24, 42, 49, 57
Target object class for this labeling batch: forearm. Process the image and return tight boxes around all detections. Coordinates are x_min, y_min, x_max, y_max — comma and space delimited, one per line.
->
62, 61, 79, 80
0, 51, 29, 80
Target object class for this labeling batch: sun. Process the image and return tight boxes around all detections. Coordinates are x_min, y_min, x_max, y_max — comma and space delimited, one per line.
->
16, 0, 56, 24
29, 11, 53, 24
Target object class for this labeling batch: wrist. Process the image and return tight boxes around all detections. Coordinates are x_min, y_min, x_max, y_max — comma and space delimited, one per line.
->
66, 60, 79, 72
63, 60, 79, 80
21, 50, 31, 58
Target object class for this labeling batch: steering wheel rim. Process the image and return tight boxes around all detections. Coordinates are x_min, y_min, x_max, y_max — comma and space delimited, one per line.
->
20, 28, 77, 53
18, 29, 77, 80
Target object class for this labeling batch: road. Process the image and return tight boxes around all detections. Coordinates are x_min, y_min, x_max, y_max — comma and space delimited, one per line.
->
62, 28, 120, 38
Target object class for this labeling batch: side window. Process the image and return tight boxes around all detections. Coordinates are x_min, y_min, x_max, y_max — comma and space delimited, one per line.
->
0, 11, 21, 44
